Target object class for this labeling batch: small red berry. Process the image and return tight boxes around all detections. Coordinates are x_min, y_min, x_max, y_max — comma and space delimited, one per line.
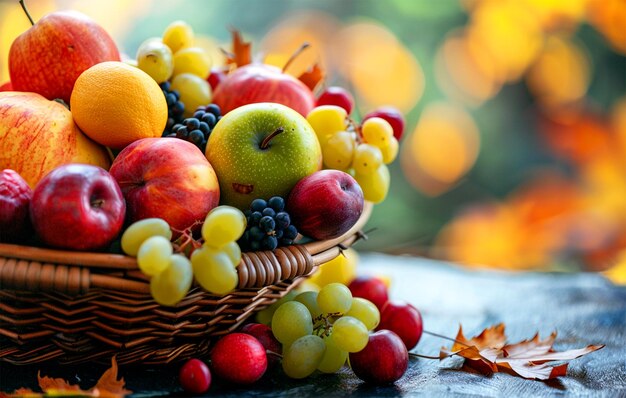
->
179, 358, 211, 394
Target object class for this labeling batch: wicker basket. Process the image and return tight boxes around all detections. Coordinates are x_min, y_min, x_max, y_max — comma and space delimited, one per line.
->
0, 202, 372, 365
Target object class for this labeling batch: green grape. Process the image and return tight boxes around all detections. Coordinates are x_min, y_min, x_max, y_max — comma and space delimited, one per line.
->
322, 131, 356, 171
162, 20, 194, 54
282, 334, 326, 379
345, 297, 380, 330
352, 143, 383, 175
354, 164, 390, 204
294, 291, 322, 321
331, 316, 369, 353
306, 105, 347, 146
271, 301, 313, 346
221, 241, 242, 266
136, 37, 174, 84
150, 254, 193, 306
173, 47, 212, 79
361, 117, 394, 149
170, 73, 212, 118
381, 135, 399, 164
191, 246, 238, 295
202, 206, 247, 248
137, 235, 173, 276
255, 290, 297, 325
121, 218, 172, 257
317, 335, 348, 373
317, 282, 352, 315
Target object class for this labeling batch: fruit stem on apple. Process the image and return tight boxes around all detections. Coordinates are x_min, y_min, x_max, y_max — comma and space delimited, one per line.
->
19, 0, 35, 26
260, 127, 285, 150
282, 42, 311, 73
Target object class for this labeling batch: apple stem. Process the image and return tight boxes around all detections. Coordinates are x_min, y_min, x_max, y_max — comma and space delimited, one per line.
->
260, 127, 285, 150
409, 353, 440, 360
423, 329, 471, 347
282, 42, 311, 73
19, 0, 35, 26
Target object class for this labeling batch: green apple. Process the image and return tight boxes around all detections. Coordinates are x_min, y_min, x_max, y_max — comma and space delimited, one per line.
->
206, 102, 322, 210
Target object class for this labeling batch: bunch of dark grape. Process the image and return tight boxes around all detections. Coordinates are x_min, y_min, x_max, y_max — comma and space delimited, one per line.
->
160, 81, 185, 134
166, 104, 222, 153
240, 196, 298, 251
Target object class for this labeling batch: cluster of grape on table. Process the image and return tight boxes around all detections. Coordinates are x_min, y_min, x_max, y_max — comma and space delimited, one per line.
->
258, 282, 379, 379
120, 206, 247, 305
305, 88, 402, 204
239, 196, 298, 251
134, 20, 215, 152
165, 103, 222, 153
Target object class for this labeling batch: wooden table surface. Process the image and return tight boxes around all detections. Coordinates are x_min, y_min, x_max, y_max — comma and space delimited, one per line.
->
1, 253, 625, 397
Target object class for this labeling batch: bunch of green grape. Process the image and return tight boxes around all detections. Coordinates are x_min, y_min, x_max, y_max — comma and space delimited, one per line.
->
120, 206, 246, 305
306, 105, 399, 203
268, 283, 380, 379
191, 206, 246, 295
135, 20, 212, 118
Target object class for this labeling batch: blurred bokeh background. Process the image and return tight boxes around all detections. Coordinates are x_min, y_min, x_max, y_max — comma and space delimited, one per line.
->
1, 0, 625, 282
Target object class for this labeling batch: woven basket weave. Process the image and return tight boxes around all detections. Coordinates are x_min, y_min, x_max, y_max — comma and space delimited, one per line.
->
0, 202, 372, 365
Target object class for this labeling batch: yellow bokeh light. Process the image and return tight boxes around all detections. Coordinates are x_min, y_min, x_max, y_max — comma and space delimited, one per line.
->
401, 102, 480, 196
526, 35, 591, 108
333, 20, 424, 114
467, 0, 543, 82
522, 0, 588, 31
435, 30, 502, 107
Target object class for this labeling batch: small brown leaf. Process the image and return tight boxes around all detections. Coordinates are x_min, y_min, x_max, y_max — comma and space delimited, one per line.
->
225, 29, 251, 68
37, 372, 82, 393
298, 62, 325, 92
92, 357, 132, 398
440, 324, 604, 380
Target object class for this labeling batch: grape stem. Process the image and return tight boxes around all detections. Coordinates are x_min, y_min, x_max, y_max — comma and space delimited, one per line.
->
423, 329, 470, 347
260, 127, 285, 150
266, 350, 282, 359
409, 353, 440, 360
19, 0, 35, 26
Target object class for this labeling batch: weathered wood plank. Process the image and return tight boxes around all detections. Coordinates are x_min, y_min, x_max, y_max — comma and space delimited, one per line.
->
0, 254, 624, 396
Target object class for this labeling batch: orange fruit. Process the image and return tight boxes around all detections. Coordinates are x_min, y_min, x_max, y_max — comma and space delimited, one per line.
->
70, 61, 167, 150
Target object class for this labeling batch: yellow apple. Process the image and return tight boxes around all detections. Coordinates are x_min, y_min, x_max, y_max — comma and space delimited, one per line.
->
0, 91, 111, 188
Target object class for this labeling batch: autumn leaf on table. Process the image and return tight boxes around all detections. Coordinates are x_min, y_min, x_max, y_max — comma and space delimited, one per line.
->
439, 323, 604, 380
1, 357, 131, 398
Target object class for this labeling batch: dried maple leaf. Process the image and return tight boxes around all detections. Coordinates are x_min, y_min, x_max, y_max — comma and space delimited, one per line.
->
91, 357, 132, 398
298, 62, 325, 92
224, 29, 252, 68
440, 324, 604, 380
3, 357, 131, 398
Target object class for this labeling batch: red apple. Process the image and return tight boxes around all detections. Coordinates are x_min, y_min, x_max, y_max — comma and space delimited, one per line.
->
348, 276, 389, 311
363, 107, 406, 141
286, 170, 364, 240
377, 301, 423, 350
317, 86, 354, 114
109, 138, 219, 233
29, 164, 125, 251
0, 91, 111, 188
240, 323, 282, 368
349, 330, 408, 384
9, 10, 120, 103
179, 358, 211, 394
212, 63, 315, 116
0, 169, 32, 243
0, 82, 12, 92
209, 333, 268, 384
